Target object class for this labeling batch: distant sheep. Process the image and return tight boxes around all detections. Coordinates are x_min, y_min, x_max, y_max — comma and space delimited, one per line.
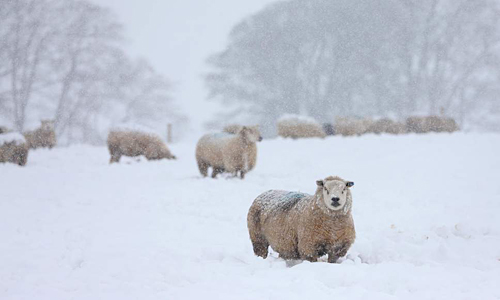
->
23, 120, 56, 149
196, 126, 262, 179
368, 118, 406, 135
0, 133, 29, 166
222, 125, 262, 172
426, 116, 459, 133
0, 126, 11, 134
277, 114, 326, 139
247, 176, 355, 263
222, 124, 245, 134
335, 117, 372, 136
107, 130, 176, 163
406, 116, 459, 133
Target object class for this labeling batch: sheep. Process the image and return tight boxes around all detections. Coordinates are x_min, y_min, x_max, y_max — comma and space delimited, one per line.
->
405, 116, 428, 133
222, 125, 262, 172
277, 114, 326, 139
222, 124, 246, 134
335, 117, 372, 136
426, 116, 459, 133
23, 120, 57, 149
196, 126, 262, 179
247, 176, 355, 263
406, 116, 459, 133
107, 130, 176, 163
0, 126, 11, 134
368, 118, 407, 135
0, 133, 29, 166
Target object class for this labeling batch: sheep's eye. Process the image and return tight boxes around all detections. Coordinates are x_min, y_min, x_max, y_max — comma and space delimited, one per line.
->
324, 187, 329, 194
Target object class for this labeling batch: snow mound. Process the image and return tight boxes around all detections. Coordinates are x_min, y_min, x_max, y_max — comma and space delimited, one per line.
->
278, 114, 321, 126
0, 132, 26, 145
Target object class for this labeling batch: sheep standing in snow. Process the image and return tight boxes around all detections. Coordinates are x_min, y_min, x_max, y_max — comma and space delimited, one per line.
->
222, 125, 262, 172
247, 176, 355, 263
107, 131, 176, 163
277, 114, 326, 139
23, 120, 57, 149
0, 133, 29, 166
196, 126, 262, 179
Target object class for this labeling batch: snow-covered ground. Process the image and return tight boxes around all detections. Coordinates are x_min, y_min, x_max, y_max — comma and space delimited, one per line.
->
1, 133, 499, 300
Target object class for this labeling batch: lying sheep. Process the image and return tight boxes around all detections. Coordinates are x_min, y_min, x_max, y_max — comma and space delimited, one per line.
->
107, 130, 176, 163
222, 125, 262, 172
335, 117, 372, 136
0, 133, 29, 166
23, 120, 57, 149
405, 116, 427, 133
406, 116, 459, 133
368, 118, 406, 135
426, 116, 459, 133
247, 176, 355, 263
196, 126, 262, 179
277, 114, 326, 139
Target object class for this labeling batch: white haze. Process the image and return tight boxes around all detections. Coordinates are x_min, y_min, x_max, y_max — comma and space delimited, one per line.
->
95, 0, 276, 135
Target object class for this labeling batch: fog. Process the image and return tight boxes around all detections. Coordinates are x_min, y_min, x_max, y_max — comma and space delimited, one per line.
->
0, 0, 499, 143
95, 0, 277, 134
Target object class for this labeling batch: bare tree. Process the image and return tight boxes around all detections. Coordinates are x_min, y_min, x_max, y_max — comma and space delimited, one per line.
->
206, 0, 500, 133
0, 0, 187, 144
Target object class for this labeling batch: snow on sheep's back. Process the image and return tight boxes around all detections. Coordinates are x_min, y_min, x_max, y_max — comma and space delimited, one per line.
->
0, 133, 499, 300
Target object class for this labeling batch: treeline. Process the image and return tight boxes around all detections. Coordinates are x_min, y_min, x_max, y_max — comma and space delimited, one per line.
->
0, 0, 186, 144
206, 0, 500, 135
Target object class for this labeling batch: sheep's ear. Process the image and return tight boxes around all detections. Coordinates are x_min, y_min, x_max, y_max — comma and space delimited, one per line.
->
316, 180, 324, 187
346, 181, 354, 187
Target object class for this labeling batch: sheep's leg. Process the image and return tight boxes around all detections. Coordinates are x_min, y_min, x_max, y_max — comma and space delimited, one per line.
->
302, 255, 318, 263
211, 166, 224, 178
240, 170, 245, 179
298, 239, 320, 262
327, 242, 351, 263
109, 154, 121, 163
250, 237, 269, 258
197, 160, 209, 177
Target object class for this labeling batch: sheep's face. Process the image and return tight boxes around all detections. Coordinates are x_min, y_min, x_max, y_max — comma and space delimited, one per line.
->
240, 126, 263, 142
317, 179, 354, 211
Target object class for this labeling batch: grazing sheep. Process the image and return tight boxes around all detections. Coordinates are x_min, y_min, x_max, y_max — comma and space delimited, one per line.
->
277, 114, 326, 139
23, 120, 57, 149
335, 117, 372, 136
107, 130, 176, 163
368, 118, 406, 135
0, 133, 29, 166
222, 125, 262, 172
196, 126, 262, 179
247, 176, 355, 263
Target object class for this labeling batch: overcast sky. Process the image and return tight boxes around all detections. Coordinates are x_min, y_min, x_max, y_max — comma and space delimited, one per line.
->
96, 0, 276, 131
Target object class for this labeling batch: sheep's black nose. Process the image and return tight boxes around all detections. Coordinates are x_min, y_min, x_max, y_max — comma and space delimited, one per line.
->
331, 197, 340, 202
258, 136, 263, 141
